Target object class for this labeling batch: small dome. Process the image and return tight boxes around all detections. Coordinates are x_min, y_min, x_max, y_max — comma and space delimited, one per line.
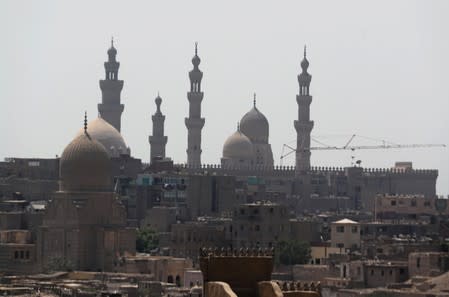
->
192, 54, 201, 67
108, 45, 117, 56
223, 130, 253, 160
60, 133, 111, 192
155, 95, 162, 106
301, 57, 309, 71
76, 117, 128, 157
240, 106, 269, 143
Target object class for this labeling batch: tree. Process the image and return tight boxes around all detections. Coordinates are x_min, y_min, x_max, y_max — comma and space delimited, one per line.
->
136, 227, 159, 253
277, 240, 311, 265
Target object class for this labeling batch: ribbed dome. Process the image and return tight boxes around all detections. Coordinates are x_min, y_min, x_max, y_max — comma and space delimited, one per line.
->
240, 106, 269, 143
60, 133, 111, 192
223, 130, 253, 160
76, 117, 128, 157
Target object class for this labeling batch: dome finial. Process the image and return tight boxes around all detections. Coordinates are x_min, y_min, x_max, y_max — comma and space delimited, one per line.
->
111, 36, 114, 48
84, 111, 88, 135
195, 42, 198, 56
253, 93, 256, 107
304, 45, 307, 58
155, 93, 162, 113
237, 122, 240, 131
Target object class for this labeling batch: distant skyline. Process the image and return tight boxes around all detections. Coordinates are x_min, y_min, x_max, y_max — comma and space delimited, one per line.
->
0, 0, 448, 195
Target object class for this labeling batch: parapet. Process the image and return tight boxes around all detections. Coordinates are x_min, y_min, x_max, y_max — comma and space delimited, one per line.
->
199, 247, 275, 297
174, 163, 438, 178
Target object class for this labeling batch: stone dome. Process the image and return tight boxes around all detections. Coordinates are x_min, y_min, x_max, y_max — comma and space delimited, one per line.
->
240, 106, 269, 143
76, 117, 129, 157
59, 132, 112, 192
222, 130, 254, 160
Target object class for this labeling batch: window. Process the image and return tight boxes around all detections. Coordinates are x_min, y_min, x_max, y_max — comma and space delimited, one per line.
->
381, 270, 384, 276
352, 226, 358, 233
424, 201, 431, 207
336, 226, 345, 233
25, 251, 29, 259
417, 257, 421, 268
337, 243, 344, 248
240, 209, 245, 215
411, 200, 417, 207
255, 225, 260, 231
14, 251, 18, 259
371, 269, 374, 276
391, 200, 396, 206
28, 161, 40, 167
399, 268, 405, 275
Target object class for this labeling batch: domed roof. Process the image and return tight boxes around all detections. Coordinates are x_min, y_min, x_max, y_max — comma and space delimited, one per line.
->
76, 117, 128, 157
240, 104, 269, 144
60, 132, 112, 192
223, 130, 253, 160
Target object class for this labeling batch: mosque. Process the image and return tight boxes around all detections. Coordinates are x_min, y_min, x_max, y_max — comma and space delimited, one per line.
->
83, 40, 307, 172
0, 40, 439, 274
77, 40, 436, 214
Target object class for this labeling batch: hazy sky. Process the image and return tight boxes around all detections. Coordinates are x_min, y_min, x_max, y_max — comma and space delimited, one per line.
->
1, 1, 448, 195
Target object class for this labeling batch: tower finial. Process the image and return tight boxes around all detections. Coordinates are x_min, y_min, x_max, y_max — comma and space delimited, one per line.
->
237, 121, 240, 131
195, 42, 198, 55
84, 111, 88, 135
253, 93, 256, 107
111, 36, 114, 48
304, 45, 307, 58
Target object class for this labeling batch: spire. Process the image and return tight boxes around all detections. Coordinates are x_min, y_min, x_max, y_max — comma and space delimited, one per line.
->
253, 93, 256, 107
155, 93, 162, 114
150, 92, 168, 162
301, 44, 310, 73
237, 122, 240, 131
84, 111, 88, 135
191, 42, 201, 68
99, 37, 124, 132
107, 37, 117, 61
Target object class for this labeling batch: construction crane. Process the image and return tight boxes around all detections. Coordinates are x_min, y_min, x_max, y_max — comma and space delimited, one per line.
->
279, 134, 446, 166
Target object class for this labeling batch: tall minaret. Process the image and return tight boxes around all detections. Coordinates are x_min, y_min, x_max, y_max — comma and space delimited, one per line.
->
149, 94, 168, 161
98, 38, 125, 132
294, 46, 314, 173
185, 43, 205, 167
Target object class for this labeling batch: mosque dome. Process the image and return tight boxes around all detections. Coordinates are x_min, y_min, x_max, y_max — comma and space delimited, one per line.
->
222, 129, 254, 160
240, 103, 269, 144
59, 132, 111, 192
76, 117, 128, 157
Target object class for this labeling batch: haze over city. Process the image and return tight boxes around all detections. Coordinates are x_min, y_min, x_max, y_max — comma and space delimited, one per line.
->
0, 0, 448, 194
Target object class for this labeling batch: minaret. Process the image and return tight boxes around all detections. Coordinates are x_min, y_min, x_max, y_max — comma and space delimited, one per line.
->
294, 46, 314, 173
185, 43, 205, 167
98, 38, 125, 132
149, 93, 168, 162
